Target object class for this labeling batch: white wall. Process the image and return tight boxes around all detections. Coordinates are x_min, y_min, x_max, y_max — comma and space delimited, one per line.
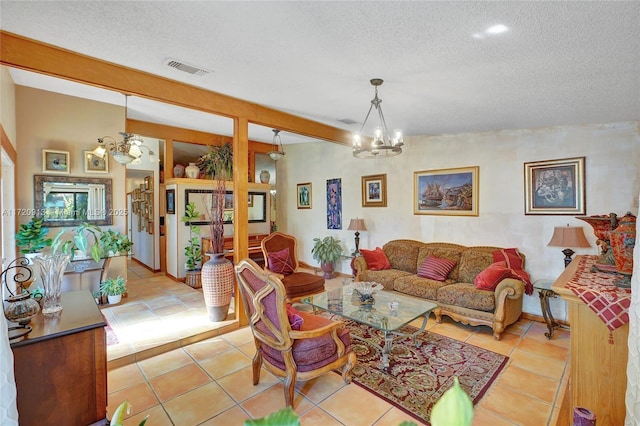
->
280, 121, 640, 319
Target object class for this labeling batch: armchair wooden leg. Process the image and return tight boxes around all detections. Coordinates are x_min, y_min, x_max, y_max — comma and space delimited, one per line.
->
252, 351, 263, 385
342, 352, 357, 384
284, 374, 296, 408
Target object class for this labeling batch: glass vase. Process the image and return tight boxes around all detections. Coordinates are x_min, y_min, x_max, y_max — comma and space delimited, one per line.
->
33, 254, 71, 314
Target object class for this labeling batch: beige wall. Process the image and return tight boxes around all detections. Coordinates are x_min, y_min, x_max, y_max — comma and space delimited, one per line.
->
0, 67, 17, 146
280, 121, 640, 319
15, 86, 128, 278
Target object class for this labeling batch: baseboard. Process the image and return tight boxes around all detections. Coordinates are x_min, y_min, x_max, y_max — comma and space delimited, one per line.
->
522, 312, 570, 327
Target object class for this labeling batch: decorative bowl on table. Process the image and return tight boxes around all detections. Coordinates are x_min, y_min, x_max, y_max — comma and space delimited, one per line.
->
352, 282, 383, 305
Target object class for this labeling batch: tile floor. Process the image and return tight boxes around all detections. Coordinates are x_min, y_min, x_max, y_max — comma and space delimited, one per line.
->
104, 261, 569, 425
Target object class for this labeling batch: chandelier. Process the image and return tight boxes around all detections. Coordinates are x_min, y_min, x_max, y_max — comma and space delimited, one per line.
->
352, 78, 403, 159
92, 96, 155, 165
268, 129, 286, 161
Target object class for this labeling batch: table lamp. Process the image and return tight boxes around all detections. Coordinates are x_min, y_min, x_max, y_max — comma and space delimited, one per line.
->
347, 218, 367, 255
547, 225, 591, 267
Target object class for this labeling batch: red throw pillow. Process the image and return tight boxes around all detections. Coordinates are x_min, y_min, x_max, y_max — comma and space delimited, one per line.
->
267, 248, 295, 275
417, 255, 457, 281
474, 261, 511, 291
285, 303, 303, 330
360, 247, 392, 271
493, 248, 524, 270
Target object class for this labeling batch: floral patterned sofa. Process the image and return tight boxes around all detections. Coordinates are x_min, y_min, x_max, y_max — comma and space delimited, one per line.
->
353, 240, 531, 340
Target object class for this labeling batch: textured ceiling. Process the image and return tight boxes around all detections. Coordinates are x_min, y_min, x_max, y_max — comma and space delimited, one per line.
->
1, 1, 639, 145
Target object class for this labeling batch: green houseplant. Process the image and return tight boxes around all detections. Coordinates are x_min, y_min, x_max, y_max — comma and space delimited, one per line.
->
99, 229, 133, 256
181, 201, 203, 288
16, 217, 52, 254
311, 236, 344, 279
100, 275, 127, 304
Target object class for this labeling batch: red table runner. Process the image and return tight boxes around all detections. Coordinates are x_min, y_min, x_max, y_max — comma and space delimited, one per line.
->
566, 256, 631, 333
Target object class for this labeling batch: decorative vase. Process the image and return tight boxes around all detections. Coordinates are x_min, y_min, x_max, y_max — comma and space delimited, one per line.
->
33, 254, 71, 314
260, 169, 271, 184
576, 213, 619, 269
185, 162, 200, 179
4, 292, 40, 325
173, 163, 185, 178
321, 262, 336, 279
201, 253, 234, 322
610, 211, 636, 287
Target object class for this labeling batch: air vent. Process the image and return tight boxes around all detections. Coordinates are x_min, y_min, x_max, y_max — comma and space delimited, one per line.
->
164, 58, 210, 76
338, 118, 359, 125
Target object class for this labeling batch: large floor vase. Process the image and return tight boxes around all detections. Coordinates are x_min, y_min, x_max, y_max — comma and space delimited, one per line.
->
33, 253, 71, 314
201, 253, 234, 322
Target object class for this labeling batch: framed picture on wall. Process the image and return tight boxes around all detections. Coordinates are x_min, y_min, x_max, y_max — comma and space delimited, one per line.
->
83, 151, 108, 173
361, 174, 387, 207
42, 149, 70, 174
166, 189, 175, 214
326, 178, 342, 229
414, 166, 479, 216
524, 156, 585, 215
297, 182, 312, 209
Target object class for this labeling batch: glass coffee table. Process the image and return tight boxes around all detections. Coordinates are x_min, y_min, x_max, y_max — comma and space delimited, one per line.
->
301, 283, 437, 369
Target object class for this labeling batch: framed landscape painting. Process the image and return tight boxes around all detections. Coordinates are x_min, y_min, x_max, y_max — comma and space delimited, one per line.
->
361, 174, 387, 207
524, 157, 585, 215
414, 166, 479, 216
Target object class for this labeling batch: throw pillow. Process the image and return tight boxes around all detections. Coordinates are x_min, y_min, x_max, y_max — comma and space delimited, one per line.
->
474, 261, 511, 291
360, 247, 392, 271
285, 303, 303, 330
417, 255, 457, 281
492, 248, 533, 294
267, 247, 295, 275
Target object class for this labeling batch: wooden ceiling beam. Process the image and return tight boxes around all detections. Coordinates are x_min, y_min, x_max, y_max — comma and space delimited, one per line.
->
1, 31, 352, 146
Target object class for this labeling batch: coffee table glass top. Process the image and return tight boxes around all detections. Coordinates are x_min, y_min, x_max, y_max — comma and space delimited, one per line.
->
301, 284, 437, 332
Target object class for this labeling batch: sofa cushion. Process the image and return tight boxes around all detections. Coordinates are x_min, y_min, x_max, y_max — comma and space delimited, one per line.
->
417, 245, 463, 281
360, 247, 392, 271
382, 240, 422, 273
417, 255, 457, 281
458, 250, 495, 283
436, 283, 495, 312
267, 247, 295, 275
393, 274, 450, 300
358, 269, 412, 291
474, 261, 511, 291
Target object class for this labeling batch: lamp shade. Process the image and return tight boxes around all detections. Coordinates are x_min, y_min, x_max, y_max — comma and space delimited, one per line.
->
547, 226, 591, 248
347, 218, 367, 231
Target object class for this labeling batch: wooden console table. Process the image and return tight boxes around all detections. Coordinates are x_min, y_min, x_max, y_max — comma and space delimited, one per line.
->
10, 290, 107, 425
552, 255, 629, 426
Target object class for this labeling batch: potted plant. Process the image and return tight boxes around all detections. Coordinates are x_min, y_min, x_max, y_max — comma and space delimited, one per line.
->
311, 236, 344, 279
99, 229, 133, 257
100, 276, 127, 304
198, 142, 235, 321
181, 201, 203, 288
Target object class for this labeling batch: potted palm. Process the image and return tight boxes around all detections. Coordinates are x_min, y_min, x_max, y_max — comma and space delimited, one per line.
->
181, 201, 203, 288
311, 236, 344, 279
100, 276, 127, 305
198, 142, 235, 321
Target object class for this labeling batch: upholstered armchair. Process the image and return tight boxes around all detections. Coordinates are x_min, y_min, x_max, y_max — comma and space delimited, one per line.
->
260, 232, 326, 301
235, 258, 357, 408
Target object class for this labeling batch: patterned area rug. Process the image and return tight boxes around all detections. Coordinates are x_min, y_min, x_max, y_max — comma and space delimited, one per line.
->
334, 317, 508, 425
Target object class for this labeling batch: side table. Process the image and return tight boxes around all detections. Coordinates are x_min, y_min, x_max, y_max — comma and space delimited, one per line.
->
533, 279, 561, 339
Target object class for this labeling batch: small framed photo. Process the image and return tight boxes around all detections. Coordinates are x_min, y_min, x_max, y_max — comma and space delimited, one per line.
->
166, 189, 175, 214
42, 149, 70, 174
297, 182, 312, 209
362, 174, 387, 207
84, 151, 108, 173
414, 166, 479, 216
524, 157, 586, 215
144, 175, 154, 192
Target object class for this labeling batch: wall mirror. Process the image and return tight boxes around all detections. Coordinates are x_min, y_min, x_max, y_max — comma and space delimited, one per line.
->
34, 175, 113, 226
184, 189, 267, 225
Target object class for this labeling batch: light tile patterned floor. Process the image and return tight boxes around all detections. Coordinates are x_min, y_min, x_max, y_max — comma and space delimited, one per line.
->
106, 261, 569, 425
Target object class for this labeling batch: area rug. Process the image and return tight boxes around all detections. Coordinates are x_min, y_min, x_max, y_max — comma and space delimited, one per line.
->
333, 317, 508, 425
104, 318, 119, 346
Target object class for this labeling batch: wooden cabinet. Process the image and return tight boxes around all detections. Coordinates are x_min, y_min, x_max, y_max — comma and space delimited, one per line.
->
10, 290, 107, 425
202, 233, 268, 266
552, 256, 628, 426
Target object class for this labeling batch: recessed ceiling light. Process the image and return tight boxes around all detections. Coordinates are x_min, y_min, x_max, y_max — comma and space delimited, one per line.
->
485, 24, 509, 35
